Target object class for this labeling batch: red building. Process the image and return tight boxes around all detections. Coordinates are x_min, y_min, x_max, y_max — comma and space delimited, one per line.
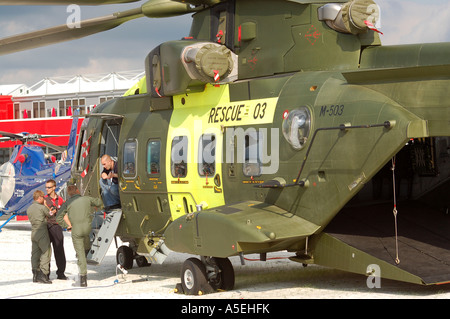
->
0, 116, 84, 149
0, 71, 144, 164
0, 95, 14, 120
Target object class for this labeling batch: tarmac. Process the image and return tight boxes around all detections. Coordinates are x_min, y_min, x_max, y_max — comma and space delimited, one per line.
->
1, 219, 449, 301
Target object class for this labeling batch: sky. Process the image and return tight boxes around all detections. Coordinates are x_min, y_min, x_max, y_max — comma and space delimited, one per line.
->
0, 0, 449, 87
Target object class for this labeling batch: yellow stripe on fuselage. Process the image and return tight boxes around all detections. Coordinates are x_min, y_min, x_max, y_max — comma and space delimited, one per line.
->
166, 84, 278, 221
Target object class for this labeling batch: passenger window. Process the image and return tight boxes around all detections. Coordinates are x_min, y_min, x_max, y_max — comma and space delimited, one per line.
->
147, 140, 161, 175
243, 131, 261, 177
198, 134, 216, 177
123, 140, 137, 177
171, 136, 188, 178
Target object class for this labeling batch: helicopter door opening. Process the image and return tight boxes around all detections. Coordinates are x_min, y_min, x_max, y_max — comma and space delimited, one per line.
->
98, 119, 122, 206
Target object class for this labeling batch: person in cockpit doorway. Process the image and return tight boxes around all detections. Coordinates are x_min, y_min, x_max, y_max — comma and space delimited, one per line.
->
99, 154, 121, 212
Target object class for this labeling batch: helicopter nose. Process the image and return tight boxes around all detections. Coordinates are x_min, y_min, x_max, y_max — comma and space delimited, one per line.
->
0, 162, 15, 209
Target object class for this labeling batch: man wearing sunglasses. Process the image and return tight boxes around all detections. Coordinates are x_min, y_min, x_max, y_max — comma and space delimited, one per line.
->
44, 179, 67, 280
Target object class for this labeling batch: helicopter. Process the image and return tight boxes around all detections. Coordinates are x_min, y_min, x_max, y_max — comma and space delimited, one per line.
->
0, 113, 80, 232
0, 0, 449, 295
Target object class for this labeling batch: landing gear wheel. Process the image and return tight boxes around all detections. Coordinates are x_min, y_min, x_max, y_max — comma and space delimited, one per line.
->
207, 257, 235, 291
136, 255, 150, 267
116, 245, 134, 270
181, 258, 210, 295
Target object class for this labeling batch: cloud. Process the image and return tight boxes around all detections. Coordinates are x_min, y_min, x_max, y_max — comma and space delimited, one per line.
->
0, 1, 448, 86
377, 0, 450, 45
0, 4, 191, 85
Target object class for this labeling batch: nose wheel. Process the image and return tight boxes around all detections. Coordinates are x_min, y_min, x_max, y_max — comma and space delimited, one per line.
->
180, 258, 209, 295
178, 256, 235, 295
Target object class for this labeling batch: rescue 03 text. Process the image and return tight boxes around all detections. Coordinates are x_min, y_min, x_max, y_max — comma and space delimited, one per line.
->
181, 302, 270, 316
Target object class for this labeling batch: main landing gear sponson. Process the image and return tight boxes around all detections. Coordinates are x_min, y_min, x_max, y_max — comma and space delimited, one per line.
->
176, 256, 235, 295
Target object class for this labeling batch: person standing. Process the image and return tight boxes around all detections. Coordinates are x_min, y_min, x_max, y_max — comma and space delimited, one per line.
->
56, 185, 102, 287
27, 190, 52, 284
44, 179, 67, 280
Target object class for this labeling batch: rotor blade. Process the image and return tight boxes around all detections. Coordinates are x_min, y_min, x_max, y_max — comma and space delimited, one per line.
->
0, 131, 25, 140
34, 139, 66, 153
172, 0, 221, 6
0, 132, 69, 146
0, 0, 139, 4
23, 134, 70, 142
36, 134, 70, 139
0, 132, 67, 139
141, 0, 200, 17
0, 7, 144, 55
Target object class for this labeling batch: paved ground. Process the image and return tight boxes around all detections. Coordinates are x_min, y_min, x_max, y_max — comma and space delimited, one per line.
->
1, 220, 449, 303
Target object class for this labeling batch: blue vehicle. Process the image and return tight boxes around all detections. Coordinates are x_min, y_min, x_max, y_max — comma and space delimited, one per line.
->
0, 113, 79, 231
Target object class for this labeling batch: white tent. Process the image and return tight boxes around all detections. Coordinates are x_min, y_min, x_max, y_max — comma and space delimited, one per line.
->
18, 70, 144, 96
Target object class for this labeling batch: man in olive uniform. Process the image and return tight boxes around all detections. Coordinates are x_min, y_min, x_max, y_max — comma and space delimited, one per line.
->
27, 190, 52, 284
56, 185, 102, 287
